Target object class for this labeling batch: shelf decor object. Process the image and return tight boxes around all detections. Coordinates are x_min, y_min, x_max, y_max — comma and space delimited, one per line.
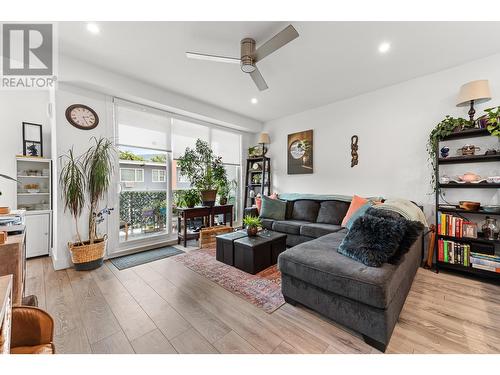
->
244, 156, 271, 208
22, 122, 43, 158
434, 126, 500, 280
456, 80, 491, 122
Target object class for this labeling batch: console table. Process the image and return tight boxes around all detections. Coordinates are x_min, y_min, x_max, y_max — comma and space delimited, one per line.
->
177, 205, 233, 247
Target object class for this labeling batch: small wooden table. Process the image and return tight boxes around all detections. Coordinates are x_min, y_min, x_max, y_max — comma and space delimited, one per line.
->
0, 233, 25, 305
177, 205, 233, 247
0, 275, 13, 354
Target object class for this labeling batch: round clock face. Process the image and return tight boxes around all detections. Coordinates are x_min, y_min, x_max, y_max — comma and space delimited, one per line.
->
65, 104, 99, 130
289, 140, 306, 159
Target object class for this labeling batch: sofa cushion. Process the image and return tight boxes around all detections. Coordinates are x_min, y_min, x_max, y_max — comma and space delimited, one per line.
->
344, 201, 374, 230
272, 220, 311, 235
341, 195, 369, 227
300, 223, 343, 238
338, 214, 406, 267
291, 200, 320, 222
278, 230, 417, 309
259, 195, 286, 221
316, 200, 350, 225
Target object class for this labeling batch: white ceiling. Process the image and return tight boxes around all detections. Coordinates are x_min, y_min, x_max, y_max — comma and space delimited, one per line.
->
58, 21, 500, 123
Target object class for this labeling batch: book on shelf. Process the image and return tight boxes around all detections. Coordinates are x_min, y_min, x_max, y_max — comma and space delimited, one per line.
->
437, 212, 477, 239
470, 252, 500, 272
471, 263, 500, 273
437, 239, 470, 266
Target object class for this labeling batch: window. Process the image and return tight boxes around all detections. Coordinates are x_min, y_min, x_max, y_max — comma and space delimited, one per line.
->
120, 168, 144, 182
172, 119, 209, 159
152, 169, 166, 183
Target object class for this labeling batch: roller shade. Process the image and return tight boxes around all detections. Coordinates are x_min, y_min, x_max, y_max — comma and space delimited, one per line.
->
115, 99, 171, 151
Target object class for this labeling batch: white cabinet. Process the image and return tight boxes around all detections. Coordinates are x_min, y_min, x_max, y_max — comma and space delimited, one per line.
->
25, 212, 50, 258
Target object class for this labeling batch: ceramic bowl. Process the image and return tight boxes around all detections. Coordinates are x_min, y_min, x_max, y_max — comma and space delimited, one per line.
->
458, 172, 482, 183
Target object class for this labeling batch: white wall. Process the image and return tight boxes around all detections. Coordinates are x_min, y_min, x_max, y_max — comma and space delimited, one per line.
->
0, 91, 50, 208
263, 53, 500, 219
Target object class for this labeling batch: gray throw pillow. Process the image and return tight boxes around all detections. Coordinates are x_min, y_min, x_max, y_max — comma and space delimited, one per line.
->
337, 214, 406, 267
259, 195, 286, 221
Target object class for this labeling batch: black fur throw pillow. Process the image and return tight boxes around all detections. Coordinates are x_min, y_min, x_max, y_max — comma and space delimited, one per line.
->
366, 208, 424, 264
337, 214, 406, 267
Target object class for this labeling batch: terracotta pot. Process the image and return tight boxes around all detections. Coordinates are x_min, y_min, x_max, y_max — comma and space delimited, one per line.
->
247, 226, 258, 237
219, 197, 228, 205
200, 189, 218, 207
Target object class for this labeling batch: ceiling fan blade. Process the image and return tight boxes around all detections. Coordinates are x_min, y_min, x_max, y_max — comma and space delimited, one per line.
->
254, 24, 299, 62
250, 67, 269, 91
186, 52, 240, 64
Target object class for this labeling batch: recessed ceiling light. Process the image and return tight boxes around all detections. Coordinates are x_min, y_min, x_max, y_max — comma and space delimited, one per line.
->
251, 98, 258, 104
86, 23, 100, 35
378, 42, 391, 54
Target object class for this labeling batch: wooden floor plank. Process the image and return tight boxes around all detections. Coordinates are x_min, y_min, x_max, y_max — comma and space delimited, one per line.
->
272, 341, 301, 354
91, 330, 135, 354
213, 331, 260, 354
170, 328, 218, 354
105, 262, 192, 340
41, 257, 92, 353
66, 267, 122, 344
24, 257, 46, 310
90, 264, 157, 341
130, 329, 177, 354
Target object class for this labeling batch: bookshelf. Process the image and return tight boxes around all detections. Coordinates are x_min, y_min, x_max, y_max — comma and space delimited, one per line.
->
435, 129, 500, 280
244, 156, 271, 208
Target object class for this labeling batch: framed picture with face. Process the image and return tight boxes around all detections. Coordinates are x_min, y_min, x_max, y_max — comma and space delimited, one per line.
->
22, 122, 43, 157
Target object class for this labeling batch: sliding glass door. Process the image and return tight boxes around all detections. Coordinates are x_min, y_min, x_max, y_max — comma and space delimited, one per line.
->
115, 100, 172, 247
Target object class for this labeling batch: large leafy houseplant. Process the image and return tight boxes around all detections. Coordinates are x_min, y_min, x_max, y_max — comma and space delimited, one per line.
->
59, 137, 115, 270
177, 139, 227, 206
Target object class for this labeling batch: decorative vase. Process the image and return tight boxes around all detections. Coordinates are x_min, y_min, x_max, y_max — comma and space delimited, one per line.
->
440, 146, 450, 158
247, 226, 258, 237
482, 217, 499, 240
200, 189, 217, 207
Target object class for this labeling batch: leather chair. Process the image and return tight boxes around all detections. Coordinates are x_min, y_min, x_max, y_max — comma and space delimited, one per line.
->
10, 306, 55, 354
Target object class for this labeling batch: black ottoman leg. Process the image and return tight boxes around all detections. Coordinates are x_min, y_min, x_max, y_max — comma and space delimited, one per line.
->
284, 296, 298, 306
362, 335, 387, 353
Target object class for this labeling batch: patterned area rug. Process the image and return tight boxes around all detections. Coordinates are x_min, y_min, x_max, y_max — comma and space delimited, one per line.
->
174, 247, 285, 313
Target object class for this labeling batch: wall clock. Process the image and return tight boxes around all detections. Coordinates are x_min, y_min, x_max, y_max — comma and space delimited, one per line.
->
65, 104, 99, 130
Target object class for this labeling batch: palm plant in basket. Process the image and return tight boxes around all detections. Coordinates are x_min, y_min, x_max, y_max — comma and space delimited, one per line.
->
59, 137, 115, 270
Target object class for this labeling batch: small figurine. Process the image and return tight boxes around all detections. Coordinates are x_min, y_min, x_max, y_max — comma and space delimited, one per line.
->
440, 146, 450, 158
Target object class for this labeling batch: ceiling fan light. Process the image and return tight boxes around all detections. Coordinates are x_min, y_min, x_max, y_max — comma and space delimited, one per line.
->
241, 63, 256, 73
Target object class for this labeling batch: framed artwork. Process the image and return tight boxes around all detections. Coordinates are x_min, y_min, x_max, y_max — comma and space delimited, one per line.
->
22, 122, 43, 157
462, 222, 478, 239
287, 129, 313, 174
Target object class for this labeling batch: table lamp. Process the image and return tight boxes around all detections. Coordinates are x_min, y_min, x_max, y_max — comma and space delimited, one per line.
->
456, 80, 491, 122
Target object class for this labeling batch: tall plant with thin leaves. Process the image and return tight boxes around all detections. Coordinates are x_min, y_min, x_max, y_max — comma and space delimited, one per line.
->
59, 137, 115, 245
59, 148, 86, 244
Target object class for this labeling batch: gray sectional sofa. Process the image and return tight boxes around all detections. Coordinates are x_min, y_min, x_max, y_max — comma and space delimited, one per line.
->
246, 196, 423, 352
258, 199, 350, 247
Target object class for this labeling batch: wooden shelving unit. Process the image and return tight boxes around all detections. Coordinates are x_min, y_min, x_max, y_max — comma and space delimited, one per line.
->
435, 129, 500, 280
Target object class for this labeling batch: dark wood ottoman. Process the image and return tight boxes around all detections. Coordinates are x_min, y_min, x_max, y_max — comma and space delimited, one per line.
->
233, 231, 287, 274
215, 230, 247, 266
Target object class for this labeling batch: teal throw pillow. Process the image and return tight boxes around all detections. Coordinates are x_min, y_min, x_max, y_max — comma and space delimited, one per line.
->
259, 195, 286, 221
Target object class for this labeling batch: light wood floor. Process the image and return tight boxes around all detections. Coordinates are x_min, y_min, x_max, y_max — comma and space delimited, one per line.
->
25, 250, 500, 354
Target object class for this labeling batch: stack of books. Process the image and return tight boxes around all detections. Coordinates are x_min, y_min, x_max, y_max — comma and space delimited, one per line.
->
470, 253, 500, 273
437, 239, 470, 266
437, 213, 469, 237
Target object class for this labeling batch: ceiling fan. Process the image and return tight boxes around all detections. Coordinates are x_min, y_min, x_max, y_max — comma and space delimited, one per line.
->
186, 24, 299, 91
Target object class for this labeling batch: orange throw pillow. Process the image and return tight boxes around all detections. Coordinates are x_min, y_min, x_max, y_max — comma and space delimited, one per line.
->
255, 197, 262, 212
341, 195, 369, 227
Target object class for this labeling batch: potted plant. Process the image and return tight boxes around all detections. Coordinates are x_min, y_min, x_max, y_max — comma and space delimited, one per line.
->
243, 215, 261, 237
181, 188, 200, 208
59, 137, 115, 271
218, 178, 237, 205
177, 139, 227, 206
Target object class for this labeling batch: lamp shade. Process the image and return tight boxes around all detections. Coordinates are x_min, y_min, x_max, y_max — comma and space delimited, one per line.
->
258, 132, 270, 144
456, 80, 491, 107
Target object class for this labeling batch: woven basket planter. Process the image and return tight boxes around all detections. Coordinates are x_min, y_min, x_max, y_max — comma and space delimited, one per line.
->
69, 235, 107, 271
